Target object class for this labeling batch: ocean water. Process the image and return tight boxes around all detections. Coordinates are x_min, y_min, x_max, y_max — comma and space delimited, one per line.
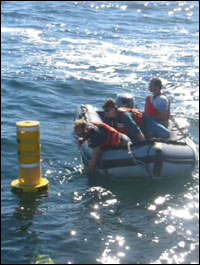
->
1, 1, 199, 264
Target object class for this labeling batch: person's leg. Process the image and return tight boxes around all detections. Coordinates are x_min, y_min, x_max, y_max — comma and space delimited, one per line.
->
145, 119, 170, 139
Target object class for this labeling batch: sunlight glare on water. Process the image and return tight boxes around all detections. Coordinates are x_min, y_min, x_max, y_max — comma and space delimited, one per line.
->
1, 1, 199, 264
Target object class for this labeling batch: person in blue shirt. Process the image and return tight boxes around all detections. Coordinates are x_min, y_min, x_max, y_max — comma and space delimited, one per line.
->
145, 78, 170, 127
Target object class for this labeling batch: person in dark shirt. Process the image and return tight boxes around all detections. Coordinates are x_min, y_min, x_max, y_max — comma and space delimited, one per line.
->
74, 119, 130, 175
102, 98, 170, 145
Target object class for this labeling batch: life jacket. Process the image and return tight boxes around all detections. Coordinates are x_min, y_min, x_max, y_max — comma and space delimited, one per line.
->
144, 92, 170, 123
89, 122, 121, 147
114, 107, 143, 136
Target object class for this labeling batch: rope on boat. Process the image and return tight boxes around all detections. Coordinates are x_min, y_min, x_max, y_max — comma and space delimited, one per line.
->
127, 141, 160, 180
98, 151, 118, 179
169, 115, 190, 140
145, 143, 162, 180
127, 141, 145, 166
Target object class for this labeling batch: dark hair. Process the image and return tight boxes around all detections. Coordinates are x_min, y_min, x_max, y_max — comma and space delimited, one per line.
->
151, 78, 162, 90
102, 98, 117, 109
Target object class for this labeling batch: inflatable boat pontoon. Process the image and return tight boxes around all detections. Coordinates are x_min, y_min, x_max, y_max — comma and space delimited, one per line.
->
74, 96, 198, 180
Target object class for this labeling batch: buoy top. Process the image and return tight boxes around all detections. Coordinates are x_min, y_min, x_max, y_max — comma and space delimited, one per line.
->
16, 121, 40, 128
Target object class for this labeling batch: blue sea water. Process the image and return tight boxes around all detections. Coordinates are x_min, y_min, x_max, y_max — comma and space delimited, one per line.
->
1, 1, 199, 264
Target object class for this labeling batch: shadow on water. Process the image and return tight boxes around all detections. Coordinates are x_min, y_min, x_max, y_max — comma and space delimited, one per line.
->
87, 170, 196, 203
11, 192, 49, 235
8, 192, 52, 264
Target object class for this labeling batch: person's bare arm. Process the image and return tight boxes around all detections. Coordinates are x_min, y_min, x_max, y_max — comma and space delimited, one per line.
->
86, 146, 101, 175
137, 132, 146, 142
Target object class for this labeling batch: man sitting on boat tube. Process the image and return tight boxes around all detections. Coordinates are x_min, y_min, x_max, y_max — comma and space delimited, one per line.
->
74, 119, 131, 175
144, 78, 170, 128
102, 98, 170, 145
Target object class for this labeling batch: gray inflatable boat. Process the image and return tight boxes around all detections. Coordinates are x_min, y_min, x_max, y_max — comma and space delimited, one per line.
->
75, 97, 198, 180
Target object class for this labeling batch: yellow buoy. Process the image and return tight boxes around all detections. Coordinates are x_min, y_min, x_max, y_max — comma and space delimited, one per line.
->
33, 254, 54, 264
11, 121, 49, 193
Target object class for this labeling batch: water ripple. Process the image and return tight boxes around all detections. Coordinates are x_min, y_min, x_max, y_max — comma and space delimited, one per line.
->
1, 1, 199, 264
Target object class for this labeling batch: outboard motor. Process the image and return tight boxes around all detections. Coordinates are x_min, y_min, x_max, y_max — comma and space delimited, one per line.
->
116, 93, 135, 108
